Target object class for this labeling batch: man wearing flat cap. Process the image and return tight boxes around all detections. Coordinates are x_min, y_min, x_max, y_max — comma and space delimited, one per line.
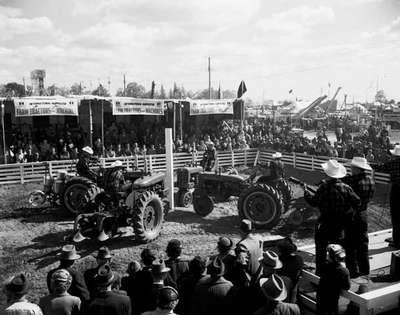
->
304, 160, 360, 275
87, 265, 131, 315
342, 157, 375, 277
1, 273, 43, 315
47, 245, 90, 304
84, 246, 112, 299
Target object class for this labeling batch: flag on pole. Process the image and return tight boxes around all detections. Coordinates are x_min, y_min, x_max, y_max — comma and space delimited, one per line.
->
289, 89, 293, 94
237, 80, 247, 98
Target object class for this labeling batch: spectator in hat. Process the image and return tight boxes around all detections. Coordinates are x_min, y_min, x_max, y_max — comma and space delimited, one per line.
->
177, 256, 208, 315
47, 245, 90, 304
1, 273, 43, 315
121, 260, 141, 310
235, 219, 262, 287
304, 160, 360, 275
39, 269, 81, 315
342, 157, 375, 277
254, 274, 300, 315
84, 247, 113, 299
276, 237, 303, 285
87, 265, 131, 315
317, 244, 350, 315
165, 239, 189, 284
209, 237, 236, 282
190, 257, 236, 315
201, 141, 217, 171
371, 144, 400, 248
142, 286, 179, 315
141, 259, 171, 313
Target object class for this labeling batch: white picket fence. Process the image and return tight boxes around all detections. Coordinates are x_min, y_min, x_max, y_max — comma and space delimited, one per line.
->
0, 148, 390, 185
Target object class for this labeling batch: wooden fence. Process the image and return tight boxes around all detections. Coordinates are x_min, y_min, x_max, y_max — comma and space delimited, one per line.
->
0, 148, 390, 185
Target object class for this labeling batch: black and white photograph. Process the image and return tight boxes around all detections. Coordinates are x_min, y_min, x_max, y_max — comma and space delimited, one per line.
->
0, 0, 400, 314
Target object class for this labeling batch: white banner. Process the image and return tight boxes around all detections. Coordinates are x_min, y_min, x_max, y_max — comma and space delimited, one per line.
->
14, 97, 79, 117
112, 98, 164, 115
189, 99, 234, 115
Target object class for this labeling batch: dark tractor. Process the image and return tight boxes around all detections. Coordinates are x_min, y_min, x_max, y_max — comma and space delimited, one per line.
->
176, 166, 203, 207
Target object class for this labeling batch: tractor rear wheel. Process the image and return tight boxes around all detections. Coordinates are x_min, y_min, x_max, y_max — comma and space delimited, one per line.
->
193, 189, 214, 217
131, 191, 164, 243
63, 178, 96, 214
238, 184, 283, 229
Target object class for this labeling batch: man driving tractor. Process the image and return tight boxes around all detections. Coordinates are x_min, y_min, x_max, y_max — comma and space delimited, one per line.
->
201, 141, 217, 171
76, 146, 99, 182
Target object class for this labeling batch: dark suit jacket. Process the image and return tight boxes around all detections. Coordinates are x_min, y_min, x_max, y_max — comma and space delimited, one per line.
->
47, 266, 90, 303
84, 266, 100, 300
87, 291, 131, 315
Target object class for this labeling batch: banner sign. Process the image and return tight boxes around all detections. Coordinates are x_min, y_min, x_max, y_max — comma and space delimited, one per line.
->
15, 97, 79, 116
189, 99, 234, 116
383, 113, 400, 123
112, 98, 164, 115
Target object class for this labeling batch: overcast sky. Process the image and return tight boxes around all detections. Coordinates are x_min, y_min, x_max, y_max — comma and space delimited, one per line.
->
0, 0, 399, 102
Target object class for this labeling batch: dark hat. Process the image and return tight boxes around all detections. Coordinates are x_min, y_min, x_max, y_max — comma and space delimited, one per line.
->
240, 219, 252, 233
166, 239, 182, 252
95, 265, 114, 286
158, 286, 179, 305
277, 237, 297, 254
127, 261, 141, 274
57, 245, 81, 260
259, 274, 287, 301
95, 246, 112, 259
258, 250, 283, 269
189, 256, 207, 275
151, 259, 171, 275
141, 248, 157, 262
217, 237, 233, 251
5, 274, 29, 295
208, 257, 225, 277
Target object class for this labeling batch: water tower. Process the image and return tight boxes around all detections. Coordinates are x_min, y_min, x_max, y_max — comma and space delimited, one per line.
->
30, 69, 46, 96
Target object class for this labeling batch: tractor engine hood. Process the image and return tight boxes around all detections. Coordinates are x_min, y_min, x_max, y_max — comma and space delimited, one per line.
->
133, 172, 165, 188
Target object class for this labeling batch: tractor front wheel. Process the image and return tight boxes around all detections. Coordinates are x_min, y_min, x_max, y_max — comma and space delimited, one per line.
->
193, 189, 214, 217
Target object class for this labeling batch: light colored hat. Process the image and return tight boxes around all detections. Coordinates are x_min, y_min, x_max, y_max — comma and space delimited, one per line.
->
350, 157, 372, 171
390, 145, 400, 156
321, 159, 346, 178
272, 152, 282, 159
110, 160, 123, 168
259, 274, 287, 301
57, 245, 81, 260
82, 146, 94, 155
258, 250, 283, 269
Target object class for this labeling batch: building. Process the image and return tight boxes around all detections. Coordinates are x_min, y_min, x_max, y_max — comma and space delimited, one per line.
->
30, 69, 46, 96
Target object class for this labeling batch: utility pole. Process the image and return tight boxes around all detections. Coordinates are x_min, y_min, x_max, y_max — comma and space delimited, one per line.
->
123, 74, 126, 96
108, 77, 111, 96
208, 57, 211, 99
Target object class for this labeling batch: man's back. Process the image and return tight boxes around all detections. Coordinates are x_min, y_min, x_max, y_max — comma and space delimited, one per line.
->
39, 293, 80, 315
253, 301, 300, 315
1, 299, 43, 315
87, 291, 131, 315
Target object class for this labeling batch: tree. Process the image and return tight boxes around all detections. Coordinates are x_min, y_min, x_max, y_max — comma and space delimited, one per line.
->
375, 89, 387, 104
46, 84, 69, 96
0, 82, 26, 97
92, 84, 110, 97
126, 82, 146, 98
70, 83, 90, 95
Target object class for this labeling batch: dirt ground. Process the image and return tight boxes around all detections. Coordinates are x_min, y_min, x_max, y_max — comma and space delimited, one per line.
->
0, 165, 391, 307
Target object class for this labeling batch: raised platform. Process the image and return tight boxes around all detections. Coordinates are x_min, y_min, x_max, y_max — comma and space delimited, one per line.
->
298, 229, 400, 315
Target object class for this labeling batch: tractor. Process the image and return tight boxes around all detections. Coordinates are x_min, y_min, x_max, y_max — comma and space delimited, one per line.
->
192, 166, 293, 229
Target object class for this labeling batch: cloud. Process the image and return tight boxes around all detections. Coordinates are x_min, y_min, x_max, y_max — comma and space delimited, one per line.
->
363, 16, 400, 39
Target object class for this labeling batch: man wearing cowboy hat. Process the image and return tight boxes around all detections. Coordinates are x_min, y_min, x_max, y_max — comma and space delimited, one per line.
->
87, 265, 131, 315
76, 146, 99, 182
342, 157, 375, 277
372, 144, 400, 248
47, 245, 90, 304
2, 273, 43, 315
269, 152, 285, 180
254, 274, 300, 315
84, 246, 113, 299
304, 159, 360, 275
201, 140, 217, 172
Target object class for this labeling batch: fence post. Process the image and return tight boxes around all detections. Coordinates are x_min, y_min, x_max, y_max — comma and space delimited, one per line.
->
311, 155, 314, 170
49, 161, 53, 177
244, 149, 248, 166
293, 153, 296, 168
134, 155, 138, 170
149, 155, 153, 172
20, 165, 25, 184
100, 158, 105, 168
231, 150, 235, 167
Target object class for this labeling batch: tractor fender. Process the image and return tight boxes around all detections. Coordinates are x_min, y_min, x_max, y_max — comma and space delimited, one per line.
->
133, 172, 165, 188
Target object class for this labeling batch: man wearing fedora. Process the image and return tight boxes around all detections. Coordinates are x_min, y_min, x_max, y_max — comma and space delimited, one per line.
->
342, 157, 375, 277
87, 265, 131, 315
270, 152, 284, 180
84, 246, 113, 299
372, 144, 400, 248
47, 245, 90, 304
209, 237, 236, 283
142, 286, 180, 315
304, 159, 360, 275
254, 274, 300, 315
1, 274, 43, 315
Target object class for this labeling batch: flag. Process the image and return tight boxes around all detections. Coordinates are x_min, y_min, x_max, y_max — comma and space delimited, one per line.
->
237, 80, 247, 98
289, 89, 293, 94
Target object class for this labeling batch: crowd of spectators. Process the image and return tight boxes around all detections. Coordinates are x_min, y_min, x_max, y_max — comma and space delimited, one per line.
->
2, 116, 395, 164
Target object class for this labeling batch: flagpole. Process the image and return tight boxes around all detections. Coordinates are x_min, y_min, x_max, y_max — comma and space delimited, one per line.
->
208, 57, 211, 99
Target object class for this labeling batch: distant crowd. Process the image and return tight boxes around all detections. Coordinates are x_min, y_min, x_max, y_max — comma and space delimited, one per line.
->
2, 116, 395, 164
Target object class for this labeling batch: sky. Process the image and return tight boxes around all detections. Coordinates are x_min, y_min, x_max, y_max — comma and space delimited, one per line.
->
0, 0, 399, 103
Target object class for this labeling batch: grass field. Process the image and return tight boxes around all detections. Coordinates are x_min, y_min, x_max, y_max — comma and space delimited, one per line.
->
0, 165, 391, 307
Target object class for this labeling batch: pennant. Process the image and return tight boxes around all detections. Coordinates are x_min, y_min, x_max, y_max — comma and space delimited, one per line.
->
237, 80, 247, 98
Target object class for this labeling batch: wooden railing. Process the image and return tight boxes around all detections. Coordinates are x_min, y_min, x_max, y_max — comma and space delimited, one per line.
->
0, 149, 390, 185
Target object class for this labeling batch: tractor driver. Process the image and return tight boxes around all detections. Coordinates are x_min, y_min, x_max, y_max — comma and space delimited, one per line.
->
76, 146, 99, 182
269, 152, 285, 180
201, 141, 217, 171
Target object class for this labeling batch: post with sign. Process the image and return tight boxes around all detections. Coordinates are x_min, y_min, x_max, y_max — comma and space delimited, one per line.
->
165, 128, 174, 210
1, 101, 6, 164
